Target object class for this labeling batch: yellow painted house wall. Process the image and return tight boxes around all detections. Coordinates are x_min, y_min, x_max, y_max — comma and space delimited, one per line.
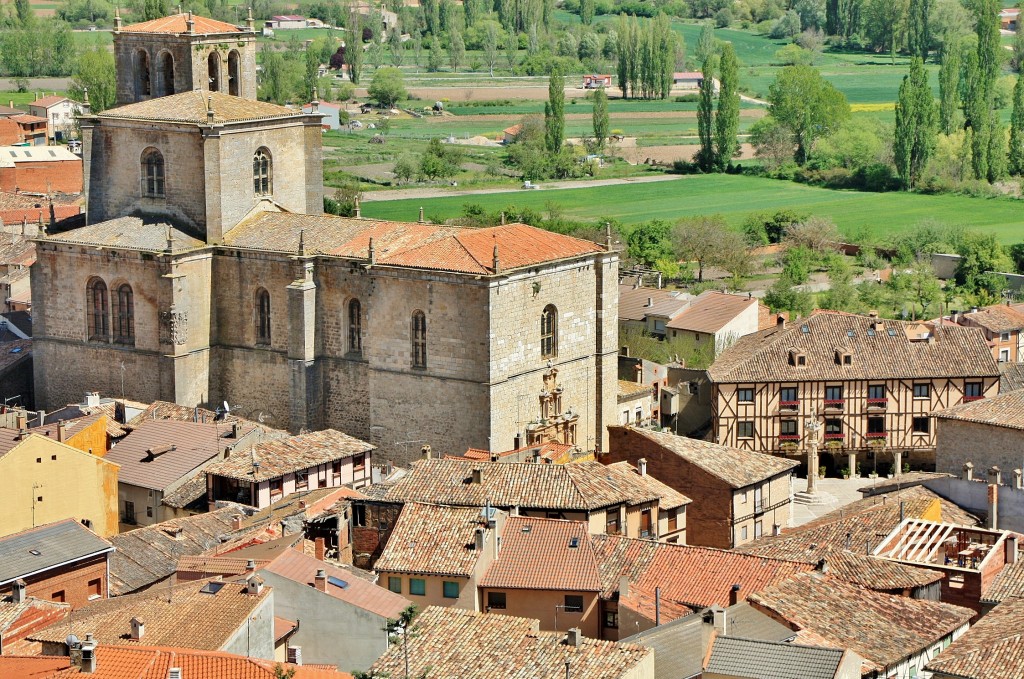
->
0, 434, 119, 538
66, 415, 112, 456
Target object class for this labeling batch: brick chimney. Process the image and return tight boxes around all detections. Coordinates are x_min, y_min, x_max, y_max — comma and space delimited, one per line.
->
315, 537, 326, 561
990, 466, 1002, 486
729, 583, 741, 606
1006, 535, 1018, 564
231, 515, 243, 531
474, 527, 485, 551
989, 484, 999, 530
314, 569, 328, 592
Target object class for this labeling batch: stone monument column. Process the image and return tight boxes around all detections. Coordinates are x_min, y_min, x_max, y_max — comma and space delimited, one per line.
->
805, 409, 821, 496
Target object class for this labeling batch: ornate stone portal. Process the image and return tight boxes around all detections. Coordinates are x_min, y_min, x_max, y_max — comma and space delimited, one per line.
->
524, 369, 580, 447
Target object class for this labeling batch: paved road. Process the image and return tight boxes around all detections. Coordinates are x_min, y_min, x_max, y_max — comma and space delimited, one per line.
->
359, 173, 684, 202
789, 476, 874, 527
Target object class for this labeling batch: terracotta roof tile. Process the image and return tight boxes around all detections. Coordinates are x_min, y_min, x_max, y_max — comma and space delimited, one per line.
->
617, 380, 652, 399
981, 559, 1024, 603
617, 285, 690, 322
262, 547, 410, 619
708, 311, 998, 383
749, 572, 974, 673
934, 388, 1024, 430
98, 91, 297, 125
480, 517, 602, 591
46, 216, 204, 252
925, 597, 1024, 679
962, 304, 1024, 333
369, 606, 651, 679
606, 461, 691, 509
104, 420, 234, 491
379, 459, 674, 511
0, 656, 71, 676
374, 503, 491, 577
30, 96, 70, 108
119, 13, 244, 33
666, 290, 757, 333
611, 426, 798, 488
204, 429, 373, 482
28, 579, 270, 650
0, 597, 70, 646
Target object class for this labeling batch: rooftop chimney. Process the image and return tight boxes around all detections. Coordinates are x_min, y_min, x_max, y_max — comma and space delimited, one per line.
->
963, 461, 974, 482
130, 617, 145, 640
57, 420, 67, 443
314, 569, 328, 592
11, 579, 26, 603
314, 538, 325, 561
989, 484, 999, 530
471, 468, 483, 484
85, 392, 100, 408
776, 315, 786, 329
566, 628, 582, 648
15, 412, 27, 434
421, 445, 432, 460
728, 583, 741, 607
990, 466, 1003, 486
712, 607, 727, 635
246, 559, 257, 573
246, 575, 264, 595
637, 458, 648, 477
474, 526, 485, 551
232, 422, 241, 438
80, 633, 97, 673
868, 310, 878, 318
618, 576, 629, 598
773, 524, 782, 537
418, 206, 425, 223
647, 297, 653, 307
231, 515, 243, 531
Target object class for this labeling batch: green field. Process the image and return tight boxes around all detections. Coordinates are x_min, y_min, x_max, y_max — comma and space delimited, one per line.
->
360, 174, 1024, 243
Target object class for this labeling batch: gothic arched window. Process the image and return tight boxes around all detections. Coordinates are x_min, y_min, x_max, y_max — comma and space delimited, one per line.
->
253, 147, 272, 196
208, 52, 221, 92
228, 50, 241, 96
255, 288, 271, 345
114, 284, 135, 345
141, 148, 165, 198
541, 304, 557, 358
159, 51, 175, 96
349, 299, 362, 355
411, 310, 427, 368
136, 49, 151, 98
86, 277, 108, 341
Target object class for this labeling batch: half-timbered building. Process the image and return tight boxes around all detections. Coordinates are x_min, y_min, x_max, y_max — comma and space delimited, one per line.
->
707, 311, 1000, 471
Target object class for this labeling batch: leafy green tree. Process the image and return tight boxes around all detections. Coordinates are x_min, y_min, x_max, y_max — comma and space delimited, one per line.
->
907, 0, 930, 62
303, 48, 320, 102
671, 214, 732, 282
955, 230, 1012, 289
714, 43, 740, 171
388, 26, 404, 66
447, 28, 465, 71
938, 39, 961, 134
347, 20, 364, 84
764, 276, 814, 316
503, 29, 518, 71
696, 56, 715, 171
545, 68, 565, 153
1009, 73, 1024, 175
592, 85, 609, 150
482, 21, 501, 76
767, 64, 849, 164
580, 0, 594, 25
259, 50, 287, 103
695, 20, 715, 66
964, 0, 1000, 180
419, 137, 464, 179
782, 245, 815, 284
626, 220, 673, 266
891, 259, 943, 318
742, 209, 807, 245
367, 66, 407, 107
393, 154, 417, 184
428, 36, 443, 71
1013, 11, 1024, 71
894, 58, 937, 189
69, 46, 116, 112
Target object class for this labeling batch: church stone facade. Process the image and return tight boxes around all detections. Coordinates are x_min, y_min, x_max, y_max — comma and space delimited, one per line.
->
31, 13, 618, 466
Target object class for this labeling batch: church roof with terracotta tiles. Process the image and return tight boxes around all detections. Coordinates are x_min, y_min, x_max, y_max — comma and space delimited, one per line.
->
97, 91, 298, 125
119, 12, 244, 34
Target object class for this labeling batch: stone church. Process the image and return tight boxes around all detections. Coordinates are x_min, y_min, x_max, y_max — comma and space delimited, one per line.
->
31, 12, 619, 466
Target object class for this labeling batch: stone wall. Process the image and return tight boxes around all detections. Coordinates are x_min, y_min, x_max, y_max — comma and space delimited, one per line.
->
936, 419, 1024, 477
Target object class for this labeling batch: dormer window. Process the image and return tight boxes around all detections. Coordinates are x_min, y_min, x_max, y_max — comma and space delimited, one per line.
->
835, 348, 852, 366
789, 348, 806, 367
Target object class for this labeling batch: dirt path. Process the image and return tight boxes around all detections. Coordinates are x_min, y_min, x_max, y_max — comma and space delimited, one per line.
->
620, 142, 757, 164
421, 109, 766, 123
355, 86, 597, 101
360, 174, 683, 202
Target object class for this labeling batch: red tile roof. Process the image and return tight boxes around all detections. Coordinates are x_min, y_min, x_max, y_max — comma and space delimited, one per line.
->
30, 96, 70, 108
262, 547, 410, 619
666, 290, 757, 333
480, 517, 602, 591
0, 656, 71, 676
204, 429, 373, 482
374, 503, 491, 577
925, 597, 1024, 679
119, 13, 243, 34
103, 419, 233, 491
961, 304, 1024, 333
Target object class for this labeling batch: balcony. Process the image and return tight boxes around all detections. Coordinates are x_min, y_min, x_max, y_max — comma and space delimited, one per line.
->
823, 399, 845, 409
867, 398, 887, 408
823, 433, 845, 441
779, 434, 801, 441
754, 501, 764, 513
779, 400, 800, 410
865, 431, 887, 439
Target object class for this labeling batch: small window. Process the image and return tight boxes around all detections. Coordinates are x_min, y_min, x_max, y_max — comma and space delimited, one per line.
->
737, 421, 754, 439
253, 147, 272, 196
541, 305, 557, 359
825, 385, 843, 401
913, 417, 930, 434
352, 504, 366, 527
255, 288, 271, 345
606, 510, 620, 535
388, 577, 402, 593
754, 521, 763, 538
1000, 348, 1011, 362
667, 508, 678, 531
409, 578, 426, 596
825, 419, 842, 435
87, 277, 109, 341
964, 382, 982, 398
564, 595, 584, 613
797, 355, 806, 366
867, 417, 885, 434
779, 386, 798, 404
913, 383, 930, 399
603, 610, 619, 628
487, 591, 506, 610
114, 284, 135, 345
141, 148, 165, 197
740, 525, 748, 541
1001, 332, 1011, 342
348, 299, 362, 354
740, 490, 747, 504
443, 581, 459, 599
868, 384, 885, 400
411, 310, 427, 368
780, 419, 797, 436
88, 578, 102, 597
737, 388, 754, 403
51, 590, 65, 603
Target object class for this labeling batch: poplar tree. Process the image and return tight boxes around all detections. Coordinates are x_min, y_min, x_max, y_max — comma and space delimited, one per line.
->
907, 0, 931, 62
894, 58, 937, 189
964, 0, 1000, 180
1009, 73, 1024, 174
580, 0, 594, 25
592, 85, 609, 150
695, 21, 715, 67
938, 39, 961, 135
714, 43, 740, 170
347, 18, 364, 84
696, 56, 716, 171
545, 68, 565, 153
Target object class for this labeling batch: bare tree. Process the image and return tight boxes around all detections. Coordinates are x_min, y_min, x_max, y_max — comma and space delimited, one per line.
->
672, 214, 733, 283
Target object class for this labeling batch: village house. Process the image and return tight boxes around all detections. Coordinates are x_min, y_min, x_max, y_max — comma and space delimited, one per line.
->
0, 145, 83, 194
0, 592, 68, 654
27, 577, 275, 659
0, 424, 119, 538
617, 380, 656, 427
368, 605, 654, 679
945, 305, 1024, 363
708, 310, 999, 471
604, 426, 799, 548
0, 113, 47, 146
926, 595, 1024, 679
0, 645, 354, 678
355, 458, 690, 571
457, 440, 583, 464
704, 638, 863, 679
748, 571, 973, 678
618, 285, 691, 338
934, 388, 1024, 476
374, 502, 506, 611
22, 411, 111, 457
104, 418, 265, 527
0, 520, 114, 610
0, 340, 32, 410
0, 193, 80, 235
204, 429, 374, 510
27, 96, 82, 143
32, 12, 619, 467
665, 290, 765, 357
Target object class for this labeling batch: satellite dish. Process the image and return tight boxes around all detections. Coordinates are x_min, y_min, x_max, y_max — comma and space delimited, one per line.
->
222, 401, 231, 413
66, 634, 80, 648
